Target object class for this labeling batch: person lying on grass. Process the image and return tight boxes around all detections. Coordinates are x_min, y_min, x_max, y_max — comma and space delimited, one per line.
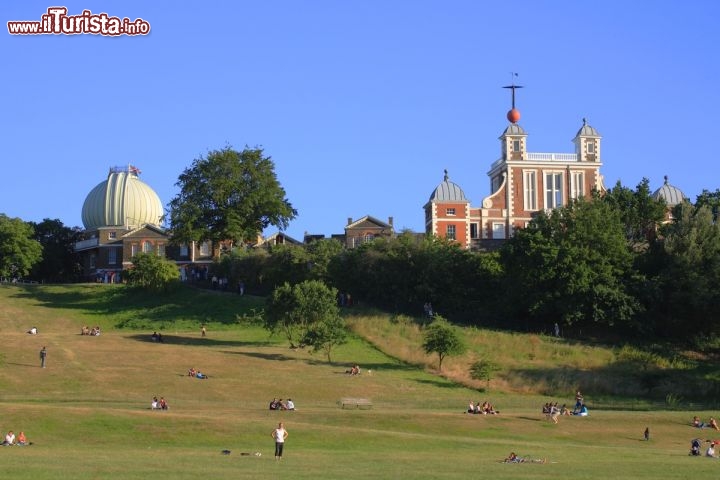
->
503, 452, 546, 464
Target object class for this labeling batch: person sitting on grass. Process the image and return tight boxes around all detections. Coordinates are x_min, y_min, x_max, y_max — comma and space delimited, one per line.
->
16, 431, 28, 446
2, 431, 15, 446
710, 417, 719, 431
159, 397, 168, 410
706, 442, 716, 458
195, 370, 208, 379
286, 398, 295, 411
561, 404, 571, 416
269, 398, 280, 410
503, 452, 546, 464
693, 416, 706, 428
151, 396, 159, 410
467, 401, 475, 414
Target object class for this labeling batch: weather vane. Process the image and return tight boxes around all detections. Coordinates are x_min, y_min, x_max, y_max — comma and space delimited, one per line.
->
502, 72, 523, 124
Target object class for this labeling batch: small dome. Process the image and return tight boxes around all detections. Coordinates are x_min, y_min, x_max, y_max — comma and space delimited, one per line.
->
652, 176, 686, 207
82, 166, 164, 230
575, 118, 601, 137
501, 123, 526, 136
429, 170, 468, 202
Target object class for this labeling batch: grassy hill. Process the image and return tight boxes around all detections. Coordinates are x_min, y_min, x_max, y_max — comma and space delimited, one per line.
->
0, 283, 717, 479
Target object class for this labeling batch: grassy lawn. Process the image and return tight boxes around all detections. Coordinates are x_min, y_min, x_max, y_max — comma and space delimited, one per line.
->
0, 283, 717, 479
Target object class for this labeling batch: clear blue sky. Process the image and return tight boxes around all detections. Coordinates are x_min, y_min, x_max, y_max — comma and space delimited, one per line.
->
2, 1, 718, 241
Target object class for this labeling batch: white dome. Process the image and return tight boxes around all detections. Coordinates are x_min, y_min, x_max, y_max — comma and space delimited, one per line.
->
82, 167, 163, 230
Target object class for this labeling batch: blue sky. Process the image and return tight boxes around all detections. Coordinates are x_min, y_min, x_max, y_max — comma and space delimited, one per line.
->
2, 1, 718, 241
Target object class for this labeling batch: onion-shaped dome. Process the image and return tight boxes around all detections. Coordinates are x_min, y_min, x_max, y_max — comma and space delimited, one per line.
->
81, 166, 163, 230
429, 170, 468, 202
652, 176, 686, 207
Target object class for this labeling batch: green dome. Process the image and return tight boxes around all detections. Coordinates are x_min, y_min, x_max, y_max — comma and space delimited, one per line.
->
81, 166, 163, 230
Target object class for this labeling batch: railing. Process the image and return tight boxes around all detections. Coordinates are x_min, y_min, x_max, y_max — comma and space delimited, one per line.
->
491, 152, 578, 169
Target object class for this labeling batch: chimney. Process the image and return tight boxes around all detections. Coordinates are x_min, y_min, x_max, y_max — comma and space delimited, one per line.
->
347, 217, 352, 225
388, 216, 393, 227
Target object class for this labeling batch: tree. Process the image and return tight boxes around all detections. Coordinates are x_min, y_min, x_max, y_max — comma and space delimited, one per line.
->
0, 214, 42, 278
264, 280, 347, 360
422, 315, 465, 371
125, 253, 180, 291
470, 359, 500, 390
602, 179, 667, 249
500, 198, 641, 332
168, 146, 297, 249
28, 218, 83, 283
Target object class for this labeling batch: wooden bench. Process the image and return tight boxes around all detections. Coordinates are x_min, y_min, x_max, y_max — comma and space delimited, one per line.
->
339, 397, 373, 409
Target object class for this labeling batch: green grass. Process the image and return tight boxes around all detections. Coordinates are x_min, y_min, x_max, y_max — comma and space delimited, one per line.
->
0, 283, 718, 479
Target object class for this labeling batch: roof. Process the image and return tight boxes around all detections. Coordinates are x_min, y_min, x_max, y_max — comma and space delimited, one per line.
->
81, 167, 163, 230
346, 215, 393, 230
428, 170, 468, 202
574, 118, 601, 138
500, 123, 527, 137
653, 176, 686, 206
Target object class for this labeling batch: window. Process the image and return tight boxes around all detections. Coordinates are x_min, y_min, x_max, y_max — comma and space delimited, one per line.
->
131, 244, 138, 257
513, 139, 521, 152
108, 231, 116, 240
180, 244, 189, 257
108, 248, 117, 265
446, 208, 456, 216
523, 171, 537, 211
570, 171, 584, 200
199, 241, 211, 256
545, 172, 563, 208
364, 233, 374, 243
492, 223, 506, 239
89, 254, 96, 269
470, 223, 478, 239
446, 224, 456, 240
157, 243, 166, 257
587, 142, 595, 154
491, 175, 501, 193
143, 241, 152, 253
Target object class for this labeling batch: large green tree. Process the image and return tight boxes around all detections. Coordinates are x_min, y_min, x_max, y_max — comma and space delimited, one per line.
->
602, 179, 667, 249
167, 147, 297, 249
264, 280, 347, 360
652, 204, 720, 337
0, 214, 42, 279
500, 198, 641, 332
28, 218, 83, 283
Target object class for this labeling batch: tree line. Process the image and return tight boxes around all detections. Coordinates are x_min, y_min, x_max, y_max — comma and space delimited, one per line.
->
2, 145, 719, 348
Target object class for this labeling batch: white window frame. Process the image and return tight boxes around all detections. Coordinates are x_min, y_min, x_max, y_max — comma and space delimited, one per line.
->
570, 171, 584, 200
545, 172, 563, 208
131, 244, 138, 257
446, 208, 456, 216
523, 170, 537, 211
492, 222, 506, 239
587, 141, 595, 154
143, 241, 152, 253
108, 231, 116, 240
470, 223, 478, 239
446, 224, 456, 240
157, 243, 166, 257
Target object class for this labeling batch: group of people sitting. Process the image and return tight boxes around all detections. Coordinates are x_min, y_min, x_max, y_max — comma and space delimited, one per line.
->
467, 400, 499, 415
81, 325, 101, 336
151, 396, 169, 410
268, 398, 295, 411
690, 438, 720, 457
1, 430, 29, 446
542, 400, 588, 423
187, 368, 208, 379
345, 364, 361, 376
692, 416, 719, 430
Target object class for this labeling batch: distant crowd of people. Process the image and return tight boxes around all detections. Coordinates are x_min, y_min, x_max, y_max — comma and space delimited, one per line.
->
269, 398, 295, 411
467, 400, 500, 415
81, 325, 101, 336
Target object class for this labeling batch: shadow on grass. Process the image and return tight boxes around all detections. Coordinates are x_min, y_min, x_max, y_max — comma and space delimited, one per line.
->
231, 351, 296, 362
414, 378, 465, 389
125, 334, 270, 348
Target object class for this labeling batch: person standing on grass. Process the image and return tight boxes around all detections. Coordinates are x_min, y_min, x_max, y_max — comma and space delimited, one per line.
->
271, 422, 288, 460
39, 346, 47, 368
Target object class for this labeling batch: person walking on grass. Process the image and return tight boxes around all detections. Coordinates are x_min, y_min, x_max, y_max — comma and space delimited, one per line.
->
39, 346, 47, 368
271, 422, 288, 460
